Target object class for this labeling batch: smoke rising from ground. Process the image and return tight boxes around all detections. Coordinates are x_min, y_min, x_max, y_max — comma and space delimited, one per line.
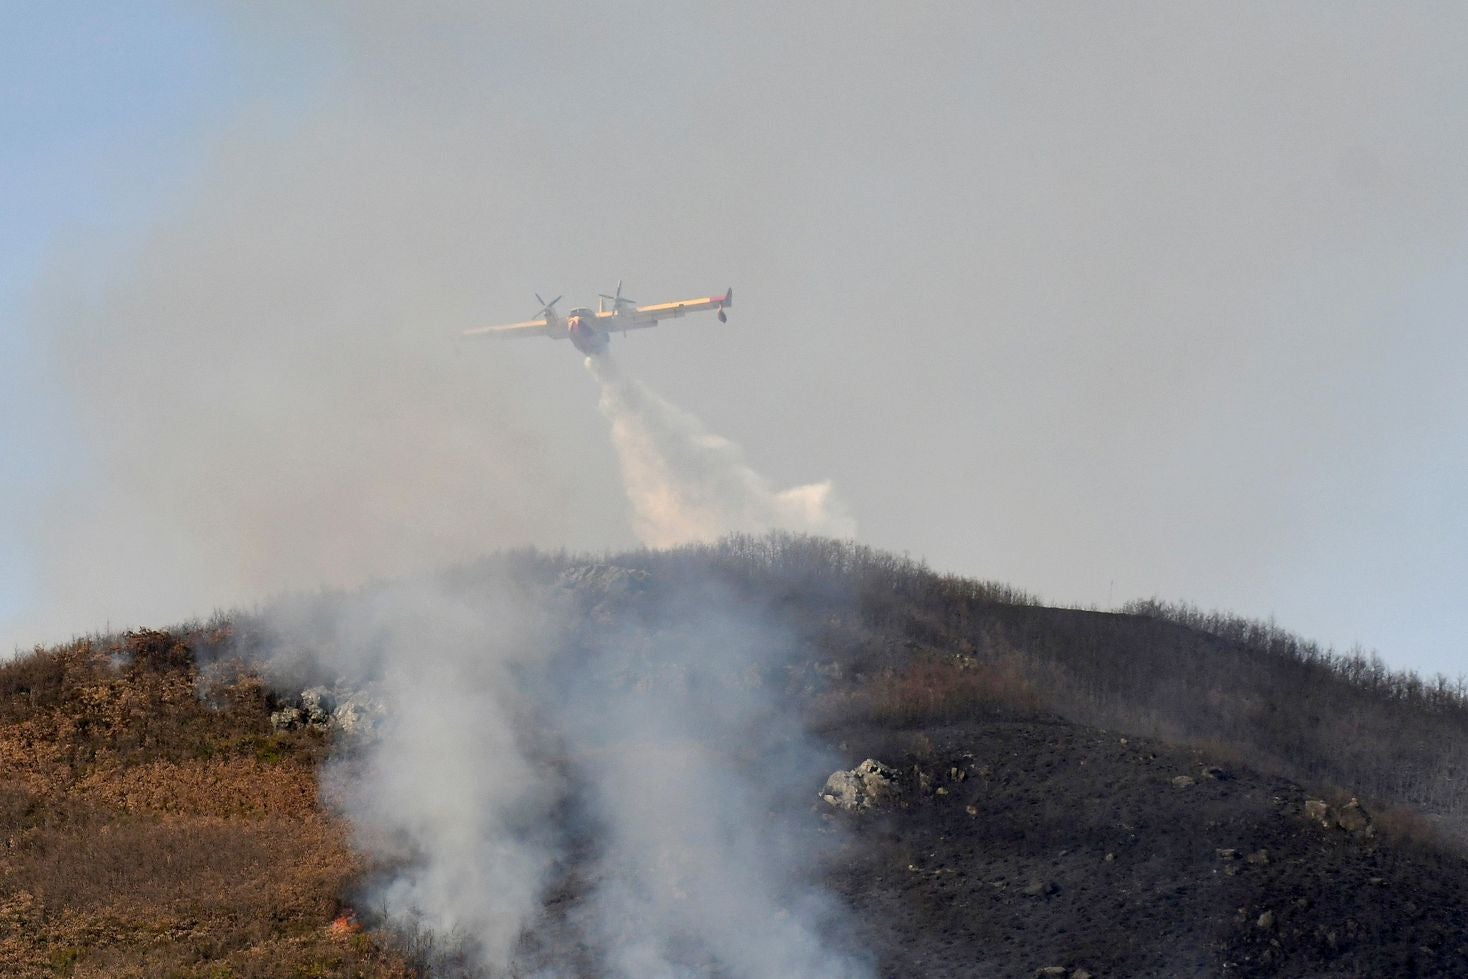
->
588, 355, 855, 548
550, 574, 867, 978
283, 581, 560, 969
257, 554, 870, 978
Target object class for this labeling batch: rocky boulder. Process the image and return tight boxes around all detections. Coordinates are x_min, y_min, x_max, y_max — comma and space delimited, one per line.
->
1303, 799, 1331, 824
299, 687, 335, 726
821, 759, 904, 811
330, 691, 384, 738
1302, 797, 1375, 837
270, 686, 334, 731
268, 704, 305, 731
1334, 797, 1375, 836
270, 685, 383, 737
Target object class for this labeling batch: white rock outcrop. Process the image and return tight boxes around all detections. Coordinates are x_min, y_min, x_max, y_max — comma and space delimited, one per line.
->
821, 758, 903, 811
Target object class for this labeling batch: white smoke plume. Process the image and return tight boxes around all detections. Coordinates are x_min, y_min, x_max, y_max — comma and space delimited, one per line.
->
286, 580, 561, 970
587, 355, 855, 547
256, 550, 872, 978
549, 572, 869, 978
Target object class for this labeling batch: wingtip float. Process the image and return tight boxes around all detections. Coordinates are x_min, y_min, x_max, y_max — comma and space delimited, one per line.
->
463, 283, 733, 357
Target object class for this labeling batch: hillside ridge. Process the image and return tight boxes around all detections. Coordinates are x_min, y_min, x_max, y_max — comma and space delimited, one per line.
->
2, 535, 1465, 977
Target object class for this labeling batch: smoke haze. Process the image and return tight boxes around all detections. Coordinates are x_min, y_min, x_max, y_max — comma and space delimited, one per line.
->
6, 4, 1468, 676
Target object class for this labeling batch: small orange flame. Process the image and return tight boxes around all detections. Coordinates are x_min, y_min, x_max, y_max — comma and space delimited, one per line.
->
328, 910, 361, 939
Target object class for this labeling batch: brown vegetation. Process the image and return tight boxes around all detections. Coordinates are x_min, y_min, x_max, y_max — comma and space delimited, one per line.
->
0, 630, 410, 979
812, 651, 1042, 728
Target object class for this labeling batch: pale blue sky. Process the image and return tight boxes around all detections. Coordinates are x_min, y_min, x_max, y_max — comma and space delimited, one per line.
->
2, 3, 234, 619
2, 5, 329, 623
4, 4, 1465, 680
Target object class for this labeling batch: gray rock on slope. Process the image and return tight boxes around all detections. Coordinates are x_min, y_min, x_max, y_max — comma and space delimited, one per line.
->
299, 687, 335, 725
330, 691, 384, 737
1303, 797, 1376, 837
269, 684, 383, 737
822, 759, 904, 811
270, 686, 334, 731
268, 705, 305, 731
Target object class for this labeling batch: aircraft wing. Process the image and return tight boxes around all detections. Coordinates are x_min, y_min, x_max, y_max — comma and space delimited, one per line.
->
599, 288, 733, 333
461, 318, 552, 340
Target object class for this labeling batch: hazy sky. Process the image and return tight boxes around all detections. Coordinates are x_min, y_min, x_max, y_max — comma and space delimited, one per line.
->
4, 3, 1465, 677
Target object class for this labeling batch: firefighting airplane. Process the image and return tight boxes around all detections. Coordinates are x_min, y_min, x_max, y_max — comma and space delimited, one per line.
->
462, 281, 733, 356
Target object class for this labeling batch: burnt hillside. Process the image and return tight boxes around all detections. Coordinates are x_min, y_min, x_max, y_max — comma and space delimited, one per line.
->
3, 533, 1466, 977
597, 534, 1468, 842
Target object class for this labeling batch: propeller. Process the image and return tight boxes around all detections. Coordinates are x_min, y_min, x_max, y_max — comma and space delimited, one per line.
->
534, 293, 563, 319
598, 280, 637, 312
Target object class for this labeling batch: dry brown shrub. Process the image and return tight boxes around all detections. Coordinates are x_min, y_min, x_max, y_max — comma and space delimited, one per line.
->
12, 815, 347, 919
1372, 803, 1452, 850
0, 638, 411, 979
0, 716, 72, 788
0, 793, 402, 978
71, 757, 321, 819
815, 652, 1042, 728
0, 647, 72, 721
120, 628, 194, 675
